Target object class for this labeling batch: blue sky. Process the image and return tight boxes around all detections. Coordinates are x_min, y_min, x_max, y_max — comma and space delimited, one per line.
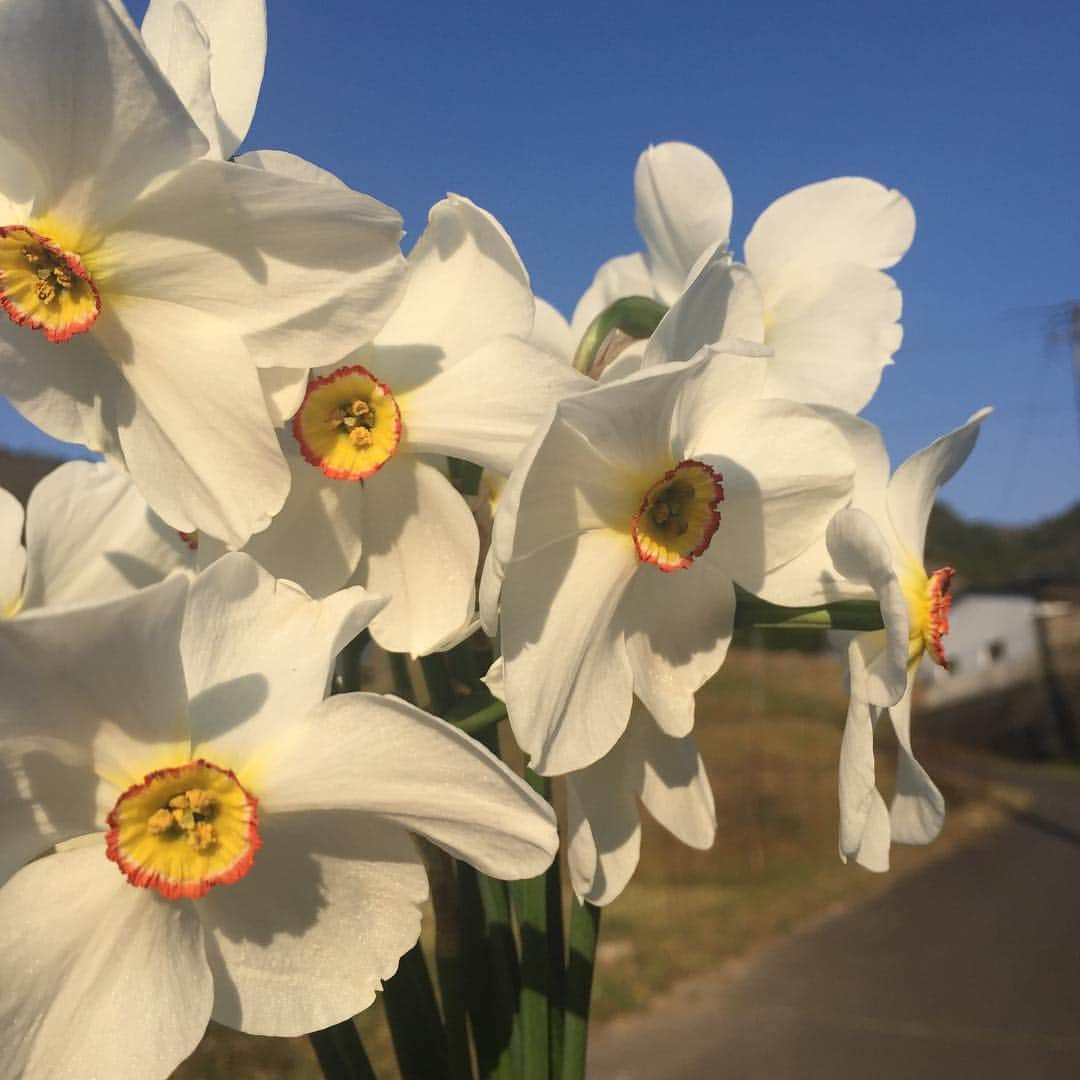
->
4, 0, 1078, 525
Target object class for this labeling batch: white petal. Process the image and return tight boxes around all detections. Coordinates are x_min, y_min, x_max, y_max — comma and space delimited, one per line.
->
667, 345, 770, 450
143, 0, 267, 158
351, 457, 478, 658
684, 398, 855, 589
477, 410, 556, 634
637, 718, 716, 851
621, 567, 736, 738
837, 644, 891, 872
837, 702, 892, 873
94, 301, 290, 547
634, 142, 733, 301
0, 319, 128, 458
22, 460, 194, 610
644, 256, 764, 368
183, 553, 385, 772
254, 693, 558, 878
530, 297, 575, 360
565, 702, 715, 905
142, 0, 224, 158
555, 362, 687, 477
482, 655, 506, 701
401, 336, 593, 475
754, 409, 892, 608
745, 177, 916, 276
0, 0, 205, 228
240, 443, 367, 600
500, 406, 639, 563
760, 263, 902, 412
201, 812, 428, 1035
827, 408, 893, 523
478, 532, 506, 635
99, 156, 405, 371
259, 365, 309, 427
0, 134, 38, 222
566, 752, 642, 906
887, 408, 992, 560
235, 149, 349, 188
595, 339, 649, 384
826, 508, 908, 706
501, 530, 638, 774
886, 685, 945, 845
0, 487, 26, 614
0, 844, 211, 1080
0, 575, 190, 882
569, 251, 658, 345
376, 195, 533, 367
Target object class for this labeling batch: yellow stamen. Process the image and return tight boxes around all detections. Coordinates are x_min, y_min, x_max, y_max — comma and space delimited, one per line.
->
293, 365, 402, 480
632, 460, 724, 572
901, 560, 956, 669
0, 225, 100, 342
106, 759, 260, 900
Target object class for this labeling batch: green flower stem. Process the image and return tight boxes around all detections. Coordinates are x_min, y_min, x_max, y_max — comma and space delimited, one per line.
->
382, 943, 451, 1080
389, 650, 417, 703
309, 1021, 377, 1080
460, 863, 519, 1079
512, 769, 563, 1080
560, 901, 602, 1080
544, 831, 566, 1074
572, 296, 668, 376
448, 697, 507, 734
421, 653, 457, 715
733, 592, 885, 632
461, 722, 522, 1079
422, 842, 474, 1080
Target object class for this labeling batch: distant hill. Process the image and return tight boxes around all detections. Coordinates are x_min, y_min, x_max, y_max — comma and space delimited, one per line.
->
926, 501, 1080, 590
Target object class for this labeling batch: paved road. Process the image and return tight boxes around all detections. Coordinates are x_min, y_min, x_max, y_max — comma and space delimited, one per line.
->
589, 765, 1080, 1080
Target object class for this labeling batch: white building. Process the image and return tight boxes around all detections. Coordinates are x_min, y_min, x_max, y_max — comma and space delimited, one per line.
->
919, 591, 1071, 707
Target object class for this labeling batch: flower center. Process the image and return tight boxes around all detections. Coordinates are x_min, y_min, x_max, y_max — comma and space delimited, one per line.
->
631, 459, 724, 572
292, 364, 402, 480
0, 225, 100, 342
105, 759, 261, 900
904, 564, 955, 669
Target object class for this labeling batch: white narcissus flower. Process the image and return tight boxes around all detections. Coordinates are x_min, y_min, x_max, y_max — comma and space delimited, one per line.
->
574, 141, 915, 413
0, 553, 558, 1079
485, 346, 855, 775
822, 409, 991, 871
0, 459, 194, 618
225, 194, 591, 657
0, 0, 405, 547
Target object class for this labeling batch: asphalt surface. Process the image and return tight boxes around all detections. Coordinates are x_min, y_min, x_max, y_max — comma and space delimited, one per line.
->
588, 763, 1080, 1080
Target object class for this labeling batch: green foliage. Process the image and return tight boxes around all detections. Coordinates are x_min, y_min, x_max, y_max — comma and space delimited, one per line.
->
925, 500, 1080, 589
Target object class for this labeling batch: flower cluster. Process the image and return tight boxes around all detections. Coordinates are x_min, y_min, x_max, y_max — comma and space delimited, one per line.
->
0, 2, 989, 1076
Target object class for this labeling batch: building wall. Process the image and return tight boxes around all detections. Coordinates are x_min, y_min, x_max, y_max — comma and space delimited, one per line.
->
930, 594, 1041, 680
